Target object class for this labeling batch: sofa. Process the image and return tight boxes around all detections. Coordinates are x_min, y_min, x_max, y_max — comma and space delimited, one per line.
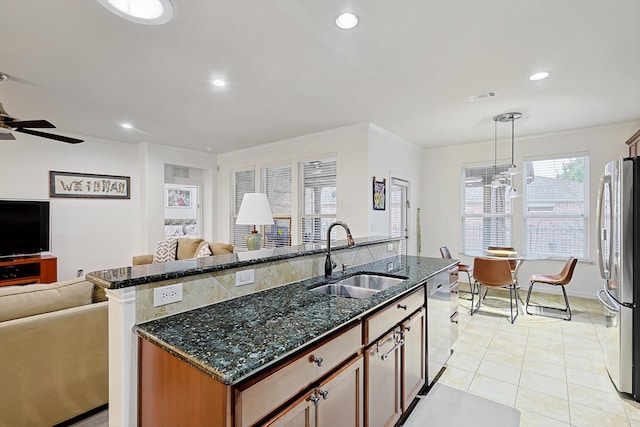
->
132, 237, 234, 266
0, 278, 108, 427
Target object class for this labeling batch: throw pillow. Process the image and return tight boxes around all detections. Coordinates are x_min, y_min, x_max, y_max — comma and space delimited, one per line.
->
210, 242, 234, 255
153, 238, 178, 263
195, 242, 212, 258
177, 238, 204, 260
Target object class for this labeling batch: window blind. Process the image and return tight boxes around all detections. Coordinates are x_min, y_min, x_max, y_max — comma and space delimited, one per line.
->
262, 164, 292, 248
299, 158, 337, 244
524, 155, 588, 258
462, 163, 513, 253
390, 178, 408, 255
232, 169, 255, 250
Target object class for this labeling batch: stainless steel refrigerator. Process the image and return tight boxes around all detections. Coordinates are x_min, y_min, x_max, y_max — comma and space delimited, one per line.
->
596, 157, 639, 400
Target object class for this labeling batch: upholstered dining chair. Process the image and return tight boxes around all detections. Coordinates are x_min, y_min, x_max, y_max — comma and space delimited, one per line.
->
487, 246, 519, 283
471, 257, 520, 323
525, 257, 578, 321
440, 246, 473, 296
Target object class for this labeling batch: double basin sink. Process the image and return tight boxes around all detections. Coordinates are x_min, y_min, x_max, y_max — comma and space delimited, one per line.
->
310, 273, 407, 299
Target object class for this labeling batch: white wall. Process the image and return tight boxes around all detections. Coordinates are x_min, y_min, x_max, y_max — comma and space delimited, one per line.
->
367, 125, 424, 255
0, 134, 217, 280
422, 120, 640, 298
138, 143, 217, 252
0, 133, 141, 279
216, 124, 370, 242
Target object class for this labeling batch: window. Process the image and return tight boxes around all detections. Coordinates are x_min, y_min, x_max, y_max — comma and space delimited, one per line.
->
524, 155, 589, 259
262, 164, 292, 247
462, 163, 513, 253
299, 158, 337, 244
232, 169, 255, 250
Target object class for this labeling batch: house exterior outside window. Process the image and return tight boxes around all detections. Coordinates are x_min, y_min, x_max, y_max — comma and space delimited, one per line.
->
299, 158, 337, 244
523, 155, 589, 259
462, 163, 513, 253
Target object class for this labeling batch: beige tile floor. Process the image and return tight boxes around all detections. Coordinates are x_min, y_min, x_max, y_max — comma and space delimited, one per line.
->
437, 286, 640, 427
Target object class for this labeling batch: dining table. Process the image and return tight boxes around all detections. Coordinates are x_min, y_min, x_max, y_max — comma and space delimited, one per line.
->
461, 248, 547, 313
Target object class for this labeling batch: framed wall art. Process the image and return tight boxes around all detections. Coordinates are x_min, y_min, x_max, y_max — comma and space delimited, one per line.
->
49, 171, 130, 199
165, 187, 193, 208
373, 177, 386, 211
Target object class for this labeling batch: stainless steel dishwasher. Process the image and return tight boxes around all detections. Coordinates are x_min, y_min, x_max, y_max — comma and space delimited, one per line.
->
426, 271, 452, 384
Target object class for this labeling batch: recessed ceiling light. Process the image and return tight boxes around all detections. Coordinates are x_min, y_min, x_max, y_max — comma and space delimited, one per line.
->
121, 123, 133, 129
336, 13, 358, 29
529, 71, 550, 81
212, 79, 227, 87
97, 0, 174, 25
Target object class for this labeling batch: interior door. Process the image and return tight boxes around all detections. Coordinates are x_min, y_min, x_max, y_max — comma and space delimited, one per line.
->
390, 178, 409, 255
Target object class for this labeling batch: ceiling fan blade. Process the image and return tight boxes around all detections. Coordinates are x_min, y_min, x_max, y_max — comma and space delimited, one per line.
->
14, 128, 84, 144
0, 131, 16, 140
10, 119, 55, 129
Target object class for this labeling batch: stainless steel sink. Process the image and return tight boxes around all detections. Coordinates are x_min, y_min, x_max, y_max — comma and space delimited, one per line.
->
309, 273, 407, 299
338, 274, 406, 291
309, 283, 379, 299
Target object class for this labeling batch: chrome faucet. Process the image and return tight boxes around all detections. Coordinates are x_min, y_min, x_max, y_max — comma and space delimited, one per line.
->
325, 221, 355, 278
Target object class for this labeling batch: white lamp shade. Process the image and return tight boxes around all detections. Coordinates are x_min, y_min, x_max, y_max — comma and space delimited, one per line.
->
236, 193, 274, 226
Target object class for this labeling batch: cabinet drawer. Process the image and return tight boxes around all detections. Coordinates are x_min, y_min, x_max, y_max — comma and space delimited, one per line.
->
236, 322, 362, 426
364, 286, 425, 345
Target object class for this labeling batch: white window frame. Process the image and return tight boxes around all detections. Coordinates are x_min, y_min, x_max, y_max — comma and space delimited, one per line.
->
261, 162, 292, 248
298, 157, 337, 244
461, 162, 513, 254
523, 153, 589, 259
231, 168, 256, 250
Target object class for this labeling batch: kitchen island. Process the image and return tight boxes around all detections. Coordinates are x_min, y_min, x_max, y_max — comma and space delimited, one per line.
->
134, 255, 456, 427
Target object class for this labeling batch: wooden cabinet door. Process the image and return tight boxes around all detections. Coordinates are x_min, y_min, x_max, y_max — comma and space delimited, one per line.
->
263, 394, 316, 427
264, 356, 363, 427
401, 308, 425, 409
316, 356, 364, 427
365, 329, 402, 427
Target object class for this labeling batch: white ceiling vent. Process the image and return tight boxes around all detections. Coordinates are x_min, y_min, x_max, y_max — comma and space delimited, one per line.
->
467, 91, 497, 102
173, 166, 189, 178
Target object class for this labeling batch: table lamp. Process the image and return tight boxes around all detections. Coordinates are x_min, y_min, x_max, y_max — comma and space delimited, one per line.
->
235, 193, 274, 250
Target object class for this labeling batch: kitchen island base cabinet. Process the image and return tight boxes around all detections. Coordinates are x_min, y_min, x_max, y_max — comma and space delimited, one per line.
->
401, 307, 426, 408
138, 337, 231, 427
264, 355, 364, 427
365, 329, 402, 427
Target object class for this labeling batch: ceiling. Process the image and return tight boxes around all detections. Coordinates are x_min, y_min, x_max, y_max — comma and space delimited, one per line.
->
1, 0, 639, 154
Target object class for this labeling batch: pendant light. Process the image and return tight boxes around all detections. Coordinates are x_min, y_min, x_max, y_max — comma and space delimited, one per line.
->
494, 112, 523, 198
487, 115, 504, 188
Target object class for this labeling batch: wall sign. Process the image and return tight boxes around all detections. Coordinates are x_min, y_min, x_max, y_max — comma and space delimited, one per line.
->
49, 171, 130, 199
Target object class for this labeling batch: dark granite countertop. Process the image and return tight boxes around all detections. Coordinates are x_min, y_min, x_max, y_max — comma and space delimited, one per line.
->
135, 255, 456, 385
87, 236, 396, 289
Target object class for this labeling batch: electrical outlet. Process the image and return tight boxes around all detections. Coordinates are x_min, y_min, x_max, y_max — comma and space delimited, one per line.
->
153, 283, 183, 307
387, 243, 394, 252
235, 269, 255, 286
387, 262, 394, 272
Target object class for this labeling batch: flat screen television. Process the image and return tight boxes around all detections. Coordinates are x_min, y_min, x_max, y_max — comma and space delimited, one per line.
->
0, 200, 50, 257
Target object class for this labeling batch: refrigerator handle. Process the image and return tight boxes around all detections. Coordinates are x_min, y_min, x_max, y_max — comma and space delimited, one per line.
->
596, 174, 611, 280
597, 288, 618, 313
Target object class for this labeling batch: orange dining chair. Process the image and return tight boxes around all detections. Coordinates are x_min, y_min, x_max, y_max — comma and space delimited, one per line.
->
440, 246, 474, 296
487, 246, 522, 283
525, 257, 578, 321
471, 257, 520, 323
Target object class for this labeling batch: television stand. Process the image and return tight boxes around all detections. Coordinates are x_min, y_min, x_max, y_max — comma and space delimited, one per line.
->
0, 255, 57, 287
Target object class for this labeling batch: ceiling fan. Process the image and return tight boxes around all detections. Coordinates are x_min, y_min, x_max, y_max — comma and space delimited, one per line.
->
0, 73, 83, 144
0, 102, 84, 144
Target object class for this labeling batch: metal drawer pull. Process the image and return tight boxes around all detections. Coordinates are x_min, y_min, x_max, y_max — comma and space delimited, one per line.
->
309, 355, 324, 367
397, 304, 408, 310
319, 389, 329, 400
379, 338, 404, 361
310, 394, 320, 406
